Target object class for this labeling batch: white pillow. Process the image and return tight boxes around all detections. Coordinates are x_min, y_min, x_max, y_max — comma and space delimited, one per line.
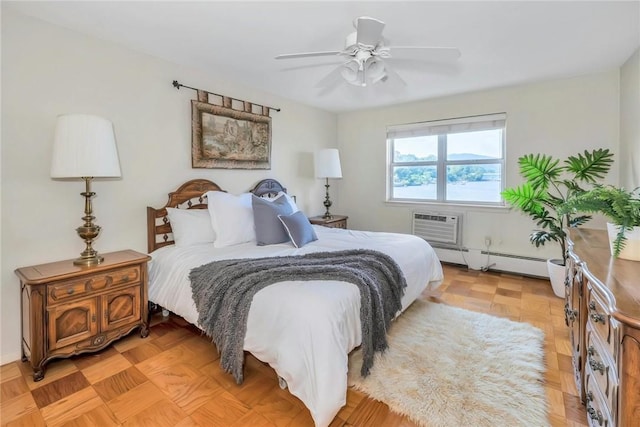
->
206, 191, 256, 248
166, 207, 216, 247
262, 191, 299, 213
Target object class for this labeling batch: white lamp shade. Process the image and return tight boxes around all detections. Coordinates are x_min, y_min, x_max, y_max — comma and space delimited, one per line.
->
51, 114, 121, 178
315, 148, 342, 179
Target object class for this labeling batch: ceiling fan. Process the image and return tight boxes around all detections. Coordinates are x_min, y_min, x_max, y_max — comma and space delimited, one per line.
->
275, 16, 461, 88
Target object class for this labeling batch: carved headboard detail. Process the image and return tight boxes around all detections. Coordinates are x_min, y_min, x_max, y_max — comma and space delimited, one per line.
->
146, 179, 224, 253
146, 178, 288, 253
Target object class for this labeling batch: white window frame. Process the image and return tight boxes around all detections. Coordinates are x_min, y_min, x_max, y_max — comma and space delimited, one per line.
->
386, 113, 506, 206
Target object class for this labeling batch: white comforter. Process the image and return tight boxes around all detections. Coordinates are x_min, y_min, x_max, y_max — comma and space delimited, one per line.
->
148, 226, 443, 426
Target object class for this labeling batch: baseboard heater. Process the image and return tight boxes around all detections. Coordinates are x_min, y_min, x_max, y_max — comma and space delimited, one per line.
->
412, 212, 462, 247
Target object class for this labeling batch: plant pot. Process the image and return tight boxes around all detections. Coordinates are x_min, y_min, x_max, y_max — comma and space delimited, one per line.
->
547, 259, 566, 298
606, 223, 640, 261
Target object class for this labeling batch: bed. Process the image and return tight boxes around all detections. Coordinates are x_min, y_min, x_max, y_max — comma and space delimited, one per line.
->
146, 178, 444, 427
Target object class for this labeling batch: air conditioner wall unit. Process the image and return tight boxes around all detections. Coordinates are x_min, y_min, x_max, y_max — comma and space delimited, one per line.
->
412, 212, 462, 246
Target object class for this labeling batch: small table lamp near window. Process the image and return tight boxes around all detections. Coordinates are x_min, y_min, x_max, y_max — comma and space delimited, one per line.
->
314, 148, 342, 219
51, 114, 121, 266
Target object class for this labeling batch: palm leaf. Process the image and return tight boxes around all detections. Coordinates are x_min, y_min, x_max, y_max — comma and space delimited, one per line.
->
565, 149, 614, 183
518, 154, 562, 191
501, 183, 546, 216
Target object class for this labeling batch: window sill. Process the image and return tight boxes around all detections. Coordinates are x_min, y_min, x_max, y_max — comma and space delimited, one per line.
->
384, 199, 510, 213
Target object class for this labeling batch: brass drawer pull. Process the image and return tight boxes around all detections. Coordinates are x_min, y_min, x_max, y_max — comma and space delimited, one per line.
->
588, 301, 605, 324
587, 347, 606, 375
589, 358, 606, 375
122, 275, 129, 282
564, 305, 578, 323
587, 407, 604, 426
67, 288, 75, 295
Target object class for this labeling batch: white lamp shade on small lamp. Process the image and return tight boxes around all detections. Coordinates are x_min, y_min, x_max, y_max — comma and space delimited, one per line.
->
315, 148, 342, 219
50, 113, 121, 266
51, 114, 121, 178
314, 148, 342, 179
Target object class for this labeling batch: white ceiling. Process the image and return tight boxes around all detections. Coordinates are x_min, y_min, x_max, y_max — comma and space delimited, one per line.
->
6, 1, 640, 113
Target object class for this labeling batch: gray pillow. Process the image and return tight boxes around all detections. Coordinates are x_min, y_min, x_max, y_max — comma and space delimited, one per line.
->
278, 211, 318, 248
252, 194, 294, 245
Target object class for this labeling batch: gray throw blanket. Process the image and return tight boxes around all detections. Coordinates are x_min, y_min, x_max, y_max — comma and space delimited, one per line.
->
189, 249, 407, 384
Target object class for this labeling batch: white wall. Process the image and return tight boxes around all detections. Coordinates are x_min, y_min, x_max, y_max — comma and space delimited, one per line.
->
620, 48, 640, 190
337, 71, 621, 267
0, 10, 337, 364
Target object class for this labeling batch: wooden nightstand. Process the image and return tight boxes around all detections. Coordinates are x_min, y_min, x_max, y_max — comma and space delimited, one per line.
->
308, 215, 348, 229
15, 250, 151, 381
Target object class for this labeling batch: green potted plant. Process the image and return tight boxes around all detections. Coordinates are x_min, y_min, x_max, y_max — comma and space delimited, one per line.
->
560, 185, 640, 260
501, 148, 614, 297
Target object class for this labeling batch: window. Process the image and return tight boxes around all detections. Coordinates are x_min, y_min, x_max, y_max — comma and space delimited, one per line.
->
387, 113, 506, 205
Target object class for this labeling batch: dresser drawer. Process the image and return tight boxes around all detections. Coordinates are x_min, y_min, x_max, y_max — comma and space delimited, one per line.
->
48, 266, 141, 304
586, 326, 618, 418
585, 273, 619, 364
585, 372, 613, 427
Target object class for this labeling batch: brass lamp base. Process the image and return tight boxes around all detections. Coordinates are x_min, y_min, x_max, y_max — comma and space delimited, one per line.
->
74, 253, 104, 266
323, 178, 333, 219
74, 177, 104, 266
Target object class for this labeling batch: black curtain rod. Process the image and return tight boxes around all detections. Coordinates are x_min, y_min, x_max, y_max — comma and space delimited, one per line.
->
172, 80, 281, 112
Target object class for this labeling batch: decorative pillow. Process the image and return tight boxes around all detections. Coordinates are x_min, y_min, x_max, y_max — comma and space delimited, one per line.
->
252, 194, 294, 245
205, 191, 256, 248
166, 207, 216, 247
270, 191, 299, 213
278, 211, 318, 248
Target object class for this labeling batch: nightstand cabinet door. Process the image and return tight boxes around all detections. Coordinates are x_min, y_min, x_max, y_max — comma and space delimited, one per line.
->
48, 298, 98, 350
102, 285, 141, 332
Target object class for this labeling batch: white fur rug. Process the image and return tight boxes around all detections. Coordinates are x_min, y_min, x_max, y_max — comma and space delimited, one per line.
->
348, 299, 549, 427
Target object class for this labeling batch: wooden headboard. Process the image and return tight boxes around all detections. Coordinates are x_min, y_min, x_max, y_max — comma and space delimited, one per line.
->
146, 178, 287, 253
250, 178, 286, 198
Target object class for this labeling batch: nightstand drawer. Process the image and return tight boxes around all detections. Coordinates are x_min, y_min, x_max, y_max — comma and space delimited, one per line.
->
308, 215, 348, 229
48, 266, 141, 304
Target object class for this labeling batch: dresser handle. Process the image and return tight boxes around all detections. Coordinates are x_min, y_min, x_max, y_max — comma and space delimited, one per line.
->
91, 314, 96, 323
66, 288, 74, 295
589, 357, 606, 375
564, 306, 578, 322
587, 407, 604, 426
122, 275, 129, 282
586, 392, 593, 402
590, 313, 605, 324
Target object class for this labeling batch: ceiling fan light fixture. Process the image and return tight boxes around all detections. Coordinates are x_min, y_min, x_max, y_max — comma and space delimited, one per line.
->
365, 57, 386, 82
340, 59, 360, 83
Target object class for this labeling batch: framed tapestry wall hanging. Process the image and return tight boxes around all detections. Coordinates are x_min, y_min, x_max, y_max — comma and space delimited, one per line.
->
191, 100, 272, 169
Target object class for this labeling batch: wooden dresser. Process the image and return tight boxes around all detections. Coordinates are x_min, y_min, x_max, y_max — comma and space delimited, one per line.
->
15, 250, 151, 381
308, 214, 348, 229
565, 228, 640, 427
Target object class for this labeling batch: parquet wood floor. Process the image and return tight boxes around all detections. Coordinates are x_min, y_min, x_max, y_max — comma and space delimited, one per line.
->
1, 264, 588, 426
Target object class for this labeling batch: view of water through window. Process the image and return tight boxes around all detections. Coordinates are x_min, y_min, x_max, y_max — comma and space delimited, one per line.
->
389, 124, 505, 204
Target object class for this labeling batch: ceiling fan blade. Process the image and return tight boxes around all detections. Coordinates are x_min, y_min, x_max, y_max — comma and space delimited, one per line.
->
315, 65, 345, 90
356, 17, 385, 47
382, 64, 407, 86
388, 46, 461, 62
275, 51, 342, 60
